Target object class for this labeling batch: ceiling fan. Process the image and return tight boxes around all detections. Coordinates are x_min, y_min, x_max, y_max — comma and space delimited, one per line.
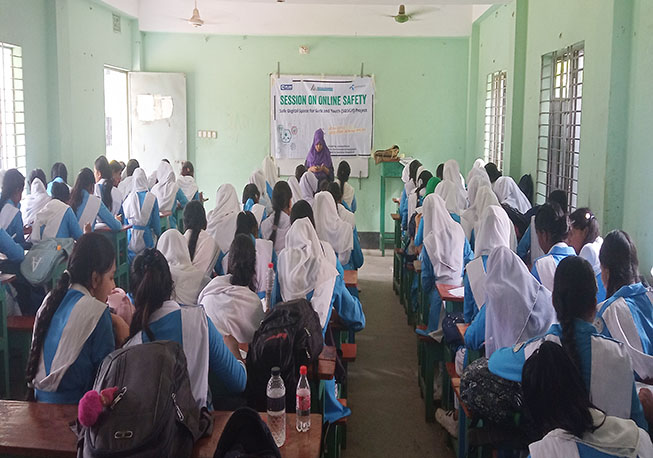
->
389, 4, 438, 23
187, 0, 204, 27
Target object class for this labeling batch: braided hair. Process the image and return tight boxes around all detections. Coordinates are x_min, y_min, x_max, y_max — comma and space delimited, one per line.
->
94, 155, 114, 210
599, 230, 641, 298
25, 233, 115, 386
228, 234, 257, 291
183, 200, 207, 262
269, 181, 291, 245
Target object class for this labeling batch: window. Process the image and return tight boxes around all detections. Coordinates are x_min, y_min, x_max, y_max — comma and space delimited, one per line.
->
104, 66, 129, 162
483, 70, 507, 170
0, 42, 26, 175
536, 43, 584, 209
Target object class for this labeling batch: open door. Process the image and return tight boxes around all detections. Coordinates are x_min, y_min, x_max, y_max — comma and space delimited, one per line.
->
128, 72, 187, 174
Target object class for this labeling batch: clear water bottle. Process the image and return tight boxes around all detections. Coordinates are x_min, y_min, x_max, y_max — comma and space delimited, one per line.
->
265, 262, 275, 311
296, 365, 311, 432
266, 366, 286, 447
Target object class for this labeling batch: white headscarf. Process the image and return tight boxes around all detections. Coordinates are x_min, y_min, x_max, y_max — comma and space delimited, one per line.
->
466, 174, 492, 208
407, 166, 427, 221
157, 229, 207, 306
299, 171, 319, 205
206, 184, 240, 254
402, 159, 418, 197
313, 191, 353, 265
123, 168, 156, 254
287, 176, 302, 205
474, 205, 513, 257
484, 246, 555, 357
422, 194, 466, 285
177, 175, 198, 201
278, 218, 339, 328
440, 159, 467, 211
262, 156, 279, 192
31, 199, 70, 242
150, 161, 178, 212
493, 176, 531, 214
466, 158, 487, 185
435, 180, 467, 215
184, 229, 219, 276
579, 236, 603, 276
249, 169, 271, 214
460, 185, 500, 241
21, 179, 50, 226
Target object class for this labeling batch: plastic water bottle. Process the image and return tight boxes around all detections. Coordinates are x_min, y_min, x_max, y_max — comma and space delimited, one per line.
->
265, 262, 275, 311
296, 365, 311, 432
267, 366, 286, 447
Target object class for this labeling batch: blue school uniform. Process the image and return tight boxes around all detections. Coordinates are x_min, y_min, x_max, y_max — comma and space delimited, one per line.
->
75, 190, 121, 231
399, 189, 408, 230
166, 189, 189, 230
46, 177, 67, 196
341, 228, 364, 271
35, 207, 83, 241
531, 242, 575, 289
0, 228, 24, 262
415, 212, 462, 247
0, 199, 25, 246
125, 191, 161, 263
488, 320, 647, 430
517, 224, 532, 259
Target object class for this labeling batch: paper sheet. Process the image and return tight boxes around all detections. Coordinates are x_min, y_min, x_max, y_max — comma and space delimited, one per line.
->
448, 286, 465, 298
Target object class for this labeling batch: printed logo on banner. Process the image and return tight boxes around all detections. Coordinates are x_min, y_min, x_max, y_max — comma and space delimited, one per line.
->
280, 84, 293, 90
310, 84, 334, 92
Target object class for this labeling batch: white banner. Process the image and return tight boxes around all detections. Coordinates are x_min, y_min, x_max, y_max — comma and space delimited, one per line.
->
271, 75, 374, 160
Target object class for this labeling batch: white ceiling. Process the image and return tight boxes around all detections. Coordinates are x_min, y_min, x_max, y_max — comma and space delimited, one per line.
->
102, 1, 506, 37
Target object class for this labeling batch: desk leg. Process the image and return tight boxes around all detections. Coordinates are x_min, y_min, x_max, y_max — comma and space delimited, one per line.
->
379, 177, 386, 256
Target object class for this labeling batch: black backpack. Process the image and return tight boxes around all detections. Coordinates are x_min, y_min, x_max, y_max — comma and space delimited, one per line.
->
246, 298, 323, 412
77, 340, 211, 458
213, 407, 281, 458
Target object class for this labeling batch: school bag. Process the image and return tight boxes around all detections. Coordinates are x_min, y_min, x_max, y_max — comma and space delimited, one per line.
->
77, 340, 211, 458
20, 237, 74, 287
212, 407, 281, 458
246, 298, 324, 412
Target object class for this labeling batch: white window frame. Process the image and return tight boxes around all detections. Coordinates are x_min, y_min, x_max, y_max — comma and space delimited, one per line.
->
0, 42, 26, 176
536, 42, 584, 210
483, 70, 507, 171
104, 65, 130, 161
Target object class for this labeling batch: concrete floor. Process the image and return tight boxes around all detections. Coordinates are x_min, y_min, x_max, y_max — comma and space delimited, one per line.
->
344, 249, 455, 457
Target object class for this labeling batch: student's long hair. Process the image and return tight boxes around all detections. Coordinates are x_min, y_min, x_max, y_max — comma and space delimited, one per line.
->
129, 249, 174, 341
551, 256, 597, 371
416, 170, 433, 195
242, 183, 260, 205
70, 168, 96, 213
409, 160, 422, 185
0, 169, 24, 210
228, 234, 257, 291
50, 162, 68, 183
183, 200, 207, 262
290, 200, 315, 227
25, 233, 115, 385
436, 163, 444, 180
570, 208, 600, 247
547, 189, 568, 214
94, 155, 114, 210
534, 202, 569, 244
522, 341, 603, 440
51, 182, 70, 203
235, 211, 258, 237
295, 164, 307, 182
337, 161, 351, 197
269, 181, 292, 245
327, 182, 342, 207
125, 159, 140, 177
29, 168, 46, 187
599, 230, 641, 298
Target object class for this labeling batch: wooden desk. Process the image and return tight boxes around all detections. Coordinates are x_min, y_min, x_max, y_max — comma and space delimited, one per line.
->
343, 270, 358, 288
391, 213, 400, 221
436, 284, 464, 303
0, 401, 321, 458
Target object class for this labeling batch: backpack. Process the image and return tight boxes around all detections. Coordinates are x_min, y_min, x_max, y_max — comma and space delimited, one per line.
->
213, 407, 281, 458
246, 298, 323, 412
77, 340, 210, 458
20, 237, 74, 286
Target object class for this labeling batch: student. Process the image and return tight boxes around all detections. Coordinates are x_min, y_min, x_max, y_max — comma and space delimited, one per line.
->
117, 159, 140, 200
31, 182, 83, 242
206, 183, 240, 275
94, 155, 123, 217
151, 160, 188, 229
261, 156, 279, 201
124, 249, 247, 409
323, 186, 364, 271
248, 169, 271, 213
435, 159, 467, 216
595, 230, 653, 381
326, 182, 355, 229
465, 158, 487, 185
517, 189, 568, 265
399, 159, 421, 230
460, 181, 499, 245
287, 165, 304, 205
407, 167, 428, 227
177, 160, 200, 202
531, 202, 575, 292
0, 227, 41, 316
109, 160, 123, 187
21, 169, 51, 228
199, 234, 265, 344
299, 171, 319, 206
313, 191, 354, 266
26, 233, 128, 403
123, 168, 161, 263
523, 341, 653, 457
336, 161, 357, 212
0, 169, 27, 246
70, 168, 121, 232
484, 162, 502, 184
487, 256, 647, 429
47, 162, 70, 195
157, 229, 209, 306
241, 183, 266, 228
261, 181, 292, 255
492, 175, 531, 214
184, 200, 219, 276
568, 208, 605, 302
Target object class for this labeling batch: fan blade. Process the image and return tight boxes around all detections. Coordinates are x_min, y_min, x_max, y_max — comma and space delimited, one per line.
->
407, 6, 440, 18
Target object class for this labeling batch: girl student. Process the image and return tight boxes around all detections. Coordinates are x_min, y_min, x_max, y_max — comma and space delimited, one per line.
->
122, 168, 161, 263
248, 169, 271, 213
177, 161, 201, 202
70, 168, 121, 232
406, 167, 428, 229
21, 169, 50, 228
287, 164, 304, 205
299, 170, 319, 206
336, 160, 356, 212
206, 184, 240, 276
459, 174, 493, 242
517, 189, 568, 266
151, 160, 188, 229
31, 182, 84, 242
184, 200, 219, 276
0, 169, 27, 245
568, 208, 606, 302
531, 202, 576, 292
116, 159, 139, 201
313, 191, 354, 267
493, 175, 532, 214
261, 181, 292, 255
47, 162, 70, 195
26, 233, 129, 403
434, 159, 468, 218
465, 158, 487, 185
399, 159, 422, 231
523, 341, 652, 458
94, 155, 123, 217
483, 256, 647, 429
261, 156, 279, 201
595, 230, 653, 382
241, 183, 266, 228
323, 185, 364, 271
124, 248, 246, 409
199, 234, 265, 344
157, 229, 209, 306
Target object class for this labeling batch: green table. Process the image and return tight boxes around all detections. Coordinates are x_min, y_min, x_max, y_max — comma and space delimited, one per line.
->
378, 161, 403, 256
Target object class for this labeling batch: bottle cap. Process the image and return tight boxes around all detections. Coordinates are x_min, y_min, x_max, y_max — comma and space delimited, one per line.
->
271, 366, 281, 376
299, 365, 307, 375
268, 263, 274, 269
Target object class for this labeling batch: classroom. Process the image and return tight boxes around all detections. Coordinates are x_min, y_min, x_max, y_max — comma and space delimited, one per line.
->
0, 0, 652, 457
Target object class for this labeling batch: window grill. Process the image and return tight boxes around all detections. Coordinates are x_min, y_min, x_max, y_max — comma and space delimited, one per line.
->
0, 42, 25, 176
536, 42, 584, 210
483, 70, 507, 171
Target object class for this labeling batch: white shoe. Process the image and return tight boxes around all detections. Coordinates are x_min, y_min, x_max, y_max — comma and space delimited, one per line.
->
435, 408, 458, 438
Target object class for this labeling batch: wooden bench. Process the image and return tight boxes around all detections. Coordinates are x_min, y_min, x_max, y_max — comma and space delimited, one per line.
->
340, 343, 357, 363
343, 270, 358, 289
0, 273, 16, 398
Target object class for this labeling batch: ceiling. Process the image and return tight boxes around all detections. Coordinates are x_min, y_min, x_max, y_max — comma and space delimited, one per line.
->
102, 1, 507, 37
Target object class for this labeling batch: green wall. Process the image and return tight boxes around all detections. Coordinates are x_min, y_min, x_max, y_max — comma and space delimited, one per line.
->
141, 33, 470, 232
